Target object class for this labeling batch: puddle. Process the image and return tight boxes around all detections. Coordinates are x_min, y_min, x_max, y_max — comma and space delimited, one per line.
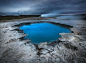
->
20, 23, 71, 44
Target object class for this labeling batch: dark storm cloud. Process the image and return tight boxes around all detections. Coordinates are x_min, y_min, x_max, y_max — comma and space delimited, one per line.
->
0, 0, 46, 13
0, 0, 86, 15
33, 0, 86, 14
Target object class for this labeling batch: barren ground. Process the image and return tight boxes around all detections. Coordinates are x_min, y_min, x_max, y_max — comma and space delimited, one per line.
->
0, 17, 86, 63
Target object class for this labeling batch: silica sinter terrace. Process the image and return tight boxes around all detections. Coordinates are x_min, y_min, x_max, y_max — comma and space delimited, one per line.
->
20, 23, 71, 44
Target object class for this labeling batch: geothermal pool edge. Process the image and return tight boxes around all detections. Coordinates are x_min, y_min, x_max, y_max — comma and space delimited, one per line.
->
0, 19, 86, 63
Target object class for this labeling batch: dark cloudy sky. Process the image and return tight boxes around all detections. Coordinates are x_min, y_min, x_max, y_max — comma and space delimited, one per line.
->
0, 0, 86, 15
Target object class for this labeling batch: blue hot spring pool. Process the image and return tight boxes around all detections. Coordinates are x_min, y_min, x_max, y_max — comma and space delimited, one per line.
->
20, 23, 71, 44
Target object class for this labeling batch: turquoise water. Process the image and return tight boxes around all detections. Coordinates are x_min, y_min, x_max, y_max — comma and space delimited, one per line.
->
20, 23, 70, 44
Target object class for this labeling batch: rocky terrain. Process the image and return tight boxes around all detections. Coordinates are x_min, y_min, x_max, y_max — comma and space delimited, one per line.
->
0, 18, 86, 63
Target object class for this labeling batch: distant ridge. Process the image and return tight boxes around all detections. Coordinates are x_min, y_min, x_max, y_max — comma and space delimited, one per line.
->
0, 15, 40, 20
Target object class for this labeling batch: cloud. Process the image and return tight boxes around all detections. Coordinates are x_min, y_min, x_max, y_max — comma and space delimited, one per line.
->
0, 0, 86, 15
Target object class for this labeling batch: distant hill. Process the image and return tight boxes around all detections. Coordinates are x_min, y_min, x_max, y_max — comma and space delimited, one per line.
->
0, 15, 40, 20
